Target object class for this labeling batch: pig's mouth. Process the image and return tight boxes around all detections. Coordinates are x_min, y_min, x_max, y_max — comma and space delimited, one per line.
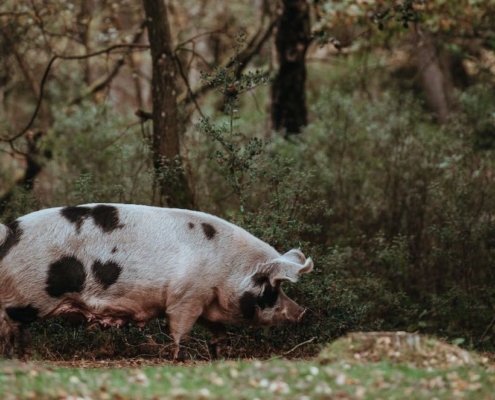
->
281, 306, 308, 324
282, 309, 307, 324
254, 307, 308, 327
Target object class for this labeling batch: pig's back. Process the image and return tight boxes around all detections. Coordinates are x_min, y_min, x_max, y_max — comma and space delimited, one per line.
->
0, 204, 238, 318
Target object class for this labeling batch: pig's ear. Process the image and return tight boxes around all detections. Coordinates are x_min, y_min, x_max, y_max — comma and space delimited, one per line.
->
266, 249, 314, 286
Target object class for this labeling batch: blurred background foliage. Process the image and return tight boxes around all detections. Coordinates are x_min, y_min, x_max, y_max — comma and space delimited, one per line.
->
1, 0, 495, 359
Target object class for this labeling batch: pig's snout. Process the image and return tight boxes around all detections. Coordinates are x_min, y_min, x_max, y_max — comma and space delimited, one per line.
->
282, 305, 307, 323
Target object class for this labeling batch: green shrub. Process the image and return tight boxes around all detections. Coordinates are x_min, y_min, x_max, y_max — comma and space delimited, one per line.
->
5, 46, 495, 359
46, 103, 153, 206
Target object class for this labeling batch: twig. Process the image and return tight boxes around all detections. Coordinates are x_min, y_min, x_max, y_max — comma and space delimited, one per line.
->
135, 109, 153, 121
181, 17, 277, 107
234, 17, 277, 78
283, 336, 317, 355
69, 21, 147, 105
176, 46, 213, 70
175, 28, 226, 50
0, 11, 30, 17
476, 314, 495, 348
175, 53, 205, 119
100, 121, 141, 151
30, 0, 52, 50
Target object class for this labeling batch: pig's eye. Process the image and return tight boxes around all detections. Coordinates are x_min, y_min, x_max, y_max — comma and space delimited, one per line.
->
252, 273, 269, 287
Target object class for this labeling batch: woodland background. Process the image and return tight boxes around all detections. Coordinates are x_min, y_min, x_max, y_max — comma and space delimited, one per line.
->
1, 0, 495, 359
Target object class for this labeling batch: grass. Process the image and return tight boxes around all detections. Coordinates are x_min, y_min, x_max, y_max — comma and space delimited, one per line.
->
2, 333, 495, 399
1, 357, 493, 399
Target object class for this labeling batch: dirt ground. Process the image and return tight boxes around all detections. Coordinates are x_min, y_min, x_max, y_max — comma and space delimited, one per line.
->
8, 332, 495, 370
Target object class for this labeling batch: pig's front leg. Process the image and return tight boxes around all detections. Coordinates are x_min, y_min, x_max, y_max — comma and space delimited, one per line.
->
167, 304, 203, 361
197, 317, 227, 359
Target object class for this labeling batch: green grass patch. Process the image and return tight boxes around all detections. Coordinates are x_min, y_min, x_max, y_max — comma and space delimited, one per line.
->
2, 333, 495, 399
1, 357, 494, 399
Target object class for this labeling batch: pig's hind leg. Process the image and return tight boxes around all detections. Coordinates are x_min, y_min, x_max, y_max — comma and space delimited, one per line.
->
1, 305, 39, 359
0, 317, 15, 359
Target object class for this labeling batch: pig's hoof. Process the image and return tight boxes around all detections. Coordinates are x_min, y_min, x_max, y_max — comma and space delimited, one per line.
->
209, 341, 228, 359
174, 348, 187, 362
1, 345, 14, 359
208, 342, 219, 359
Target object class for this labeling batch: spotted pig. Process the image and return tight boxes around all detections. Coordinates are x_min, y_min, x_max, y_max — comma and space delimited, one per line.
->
0, 204, 313, 359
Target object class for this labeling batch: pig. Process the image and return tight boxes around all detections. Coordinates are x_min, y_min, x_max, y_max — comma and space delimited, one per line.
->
0, 204, 313, 359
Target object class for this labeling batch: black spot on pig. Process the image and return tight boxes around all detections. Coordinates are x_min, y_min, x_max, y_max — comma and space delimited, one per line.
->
111, 246, 118, 254
188, 222, 195, 229
91, 204, 123, 233
252, 273, 269, 287
61, 206, 91, 233
0, 220, 22, 261
239, 283, 280, 320
5, 305, 39, 324
92, 260, 122, 289
201, 223, 216, 240
250, 274, 279, 308
257, 285, 279, 309
46, 256, 86, 298
239, 292, 257, 319
62, 205, 123, 233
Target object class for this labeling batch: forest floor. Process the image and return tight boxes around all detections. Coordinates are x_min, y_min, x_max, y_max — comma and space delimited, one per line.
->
1, 332, 494, 399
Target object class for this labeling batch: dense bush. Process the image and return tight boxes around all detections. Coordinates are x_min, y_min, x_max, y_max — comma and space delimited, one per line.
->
190, 67, 495, 352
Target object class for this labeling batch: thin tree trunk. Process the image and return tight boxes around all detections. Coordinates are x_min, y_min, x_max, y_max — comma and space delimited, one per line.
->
77, 1, 93, 86
271, 0, 311, 135
0, 131, 44, 217
142, 0, 193, 209
416, 31, 451, 124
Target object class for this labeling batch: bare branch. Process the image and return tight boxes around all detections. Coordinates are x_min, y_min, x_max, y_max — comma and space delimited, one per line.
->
234, 17, 278, 77
100, 121, 141, 151
0, 43, 150, 143
135, 109, 153, 120
181, 17, 277, 107
283, 337, 316, 355
175, 52, 206, 119
69, 21, 147, 105
30, 0, 52, 51
477, 313, 495, 348
175, 28, 226, 50
176, 47, 214, 72
1, 24, 54, 132
0, 11, 30, 18
0, 26, 41, 99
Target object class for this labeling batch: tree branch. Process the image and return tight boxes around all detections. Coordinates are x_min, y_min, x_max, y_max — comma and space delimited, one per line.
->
69, 21, 147, 105
135, 109, 153, 120
0, 43, 150, 143
175, 51, 206, 119
175, 28, 226, 50
180, 17, 277, 107
233, 17, 277, 78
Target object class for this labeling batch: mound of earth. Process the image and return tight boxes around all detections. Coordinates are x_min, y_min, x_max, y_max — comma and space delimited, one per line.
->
318, 331, 484, 369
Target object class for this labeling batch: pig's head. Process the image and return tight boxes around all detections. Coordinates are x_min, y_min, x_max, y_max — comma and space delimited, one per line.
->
238, 249, 313, 326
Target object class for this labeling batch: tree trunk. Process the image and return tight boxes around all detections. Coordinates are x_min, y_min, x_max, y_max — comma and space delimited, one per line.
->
0, 131, 44, 217
416, 31, 451, 124
271, 0, 311, 136
142, 0, 193, 208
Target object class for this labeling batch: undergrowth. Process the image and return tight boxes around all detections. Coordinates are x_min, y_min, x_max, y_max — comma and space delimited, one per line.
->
2, 43, 495, 359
